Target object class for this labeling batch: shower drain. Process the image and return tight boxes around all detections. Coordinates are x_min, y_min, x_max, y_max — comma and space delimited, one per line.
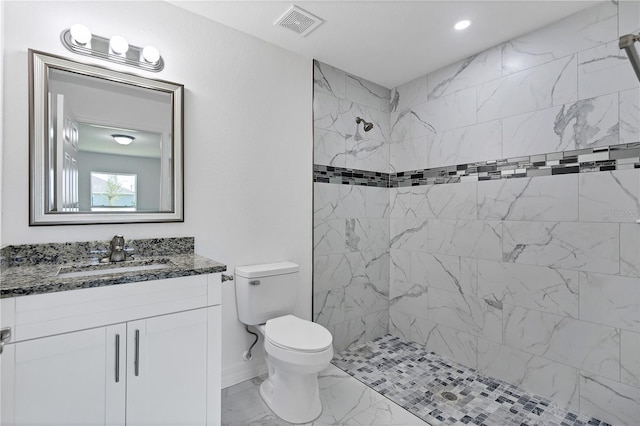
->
440, 391, 458, 401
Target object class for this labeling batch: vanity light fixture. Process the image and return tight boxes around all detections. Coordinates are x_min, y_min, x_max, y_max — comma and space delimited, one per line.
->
454, 20, 471, 30
61, 25, 164, 72
112, 134, 135, 145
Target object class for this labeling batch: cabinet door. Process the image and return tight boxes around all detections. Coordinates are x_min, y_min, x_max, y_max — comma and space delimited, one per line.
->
126, 309, 208, 426
1, 325, 125, 426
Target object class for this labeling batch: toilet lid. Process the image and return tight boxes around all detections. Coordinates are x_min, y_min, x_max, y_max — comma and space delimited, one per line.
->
265, 315, 332, 353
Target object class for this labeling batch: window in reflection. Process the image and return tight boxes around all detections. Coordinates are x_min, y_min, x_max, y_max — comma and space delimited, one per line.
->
90, 172, 137, 212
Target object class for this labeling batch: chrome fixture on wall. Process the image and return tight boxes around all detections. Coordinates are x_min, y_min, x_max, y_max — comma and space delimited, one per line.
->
61, 24, 164, 72
620, 33, 640, 82
355, 117, 374, 132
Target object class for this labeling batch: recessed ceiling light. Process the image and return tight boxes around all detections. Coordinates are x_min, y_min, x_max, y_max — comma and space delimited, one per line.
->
454, 20, 471, 30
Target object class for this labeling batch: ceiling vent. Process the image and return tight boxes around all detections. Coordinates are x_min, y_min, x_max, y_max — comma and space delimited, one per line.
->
274, 5, 324, 37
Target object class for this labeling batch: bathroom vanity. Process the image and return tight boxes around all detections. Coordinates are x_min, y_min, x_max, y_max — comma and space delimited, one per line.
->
0, 237, 226, 426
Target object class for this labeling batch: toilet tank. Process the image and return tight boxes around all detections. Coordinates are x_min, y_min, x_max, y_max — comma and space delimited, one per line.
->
235, 262, 299, 325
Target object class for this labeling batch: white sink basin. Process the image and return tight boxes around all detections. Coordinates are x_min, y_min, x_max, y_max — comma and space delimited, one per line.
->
57, 262, 170, 279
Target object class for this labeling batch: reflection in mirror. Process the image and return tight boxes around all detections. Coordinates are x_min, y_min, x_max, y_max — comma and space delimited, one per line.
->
29, 50, 183, 225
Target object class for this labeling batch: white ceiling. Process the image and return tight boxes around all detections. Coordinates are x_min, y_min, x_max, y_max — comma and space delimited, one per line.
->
169, 0, 603, 88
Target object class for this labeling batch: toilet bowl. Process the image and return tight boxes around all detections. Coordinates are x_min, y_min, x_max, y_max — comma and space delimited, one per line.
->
235, 262, 334, 424
256, 315, 333, 424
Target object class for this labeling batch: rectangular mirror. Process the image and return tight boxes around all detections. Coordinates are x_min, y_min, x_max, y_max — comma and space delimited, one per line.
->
29, 49, 184, 225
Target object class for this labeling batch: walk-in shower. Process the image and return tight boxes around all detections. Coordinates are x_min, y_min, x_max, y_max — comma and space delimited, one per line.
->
620, 32, 640, 81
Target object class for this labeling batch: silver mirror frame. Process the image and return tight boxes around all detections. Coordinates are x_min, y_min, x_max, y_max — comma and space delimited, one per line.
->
29, 49, 184, 225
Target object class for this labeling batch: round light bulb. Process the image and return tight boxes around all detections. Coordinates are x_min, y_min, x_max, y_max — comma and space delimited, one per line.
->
109, 35, 129, 55
70, 24, 92, 45
142, 45, 160, 64
454, 20, 471, 30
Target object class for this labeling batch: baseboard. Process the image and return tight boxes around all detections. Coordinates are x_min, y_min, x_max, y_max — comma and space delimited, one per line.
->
222, 360, 268, 389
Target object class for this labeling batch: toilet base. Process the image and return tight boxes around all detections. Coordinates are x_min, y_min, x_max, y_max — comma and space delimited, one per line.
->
259, 367, 323, 424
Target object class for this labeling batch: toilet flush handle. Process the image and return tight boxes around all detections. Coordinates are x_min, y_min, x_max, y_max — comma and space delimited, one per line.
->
249, 280, 261, 286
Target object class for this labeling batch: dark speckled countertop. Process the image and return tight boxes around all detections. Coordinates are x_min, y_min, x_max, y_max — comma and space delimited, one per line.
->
0, 237, 227, 298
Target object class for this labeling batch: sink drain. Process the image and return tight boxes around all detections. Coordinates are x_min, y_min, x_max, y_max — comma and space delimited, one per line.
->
441, 391, 458, 401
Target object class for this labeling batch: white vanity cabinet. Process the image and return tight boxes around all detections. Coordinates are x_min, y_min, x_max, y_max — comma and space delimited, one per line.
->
0, 273, 222, 426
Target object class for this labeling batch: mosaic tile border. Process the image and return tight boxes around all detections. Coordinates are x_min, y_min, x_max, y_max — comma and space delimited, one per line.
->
333, 335, 610, 426
313, 142, 640, 188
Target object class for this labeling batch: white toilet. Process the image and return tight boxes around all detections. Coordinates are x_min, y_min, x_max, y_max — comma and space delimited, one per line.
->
235, 262, 333, 424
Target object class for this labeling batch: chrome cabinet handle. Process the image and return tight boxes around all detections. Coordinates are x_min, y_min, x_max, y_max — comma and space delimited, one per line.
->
134, 329, 140, 376
0, 327, 11, 355
115, 334, 120, 383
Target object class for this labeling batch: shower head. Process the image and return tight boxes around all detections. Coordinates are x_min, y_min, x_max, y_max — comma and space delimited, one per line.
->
620, 33, 640, 82
355, 117, 374, 132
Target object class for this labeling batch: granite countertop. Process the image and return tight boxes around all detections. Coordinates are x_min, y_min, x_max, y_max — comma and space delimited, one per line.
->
0, 238, 227, 299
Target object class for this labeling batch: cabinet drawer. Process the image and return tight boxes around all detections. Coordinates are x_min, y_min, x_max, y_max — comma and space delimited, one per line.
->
13, 275, 211, 342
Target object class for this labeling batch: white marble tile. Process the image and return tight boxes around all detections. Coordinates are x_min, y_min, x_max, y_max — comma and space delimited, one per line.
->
578, 40, 640, 100
389, 135, 429, 173
428, 46, 501, 100
502, 93, 618, 158
345, 136, 389, 173
428, 219, 503, 260
620, 88, 640, 144
391, 74, 429, 111
621, 222, 640, 277
412, 182, 477, 220
478, 260, 579, 318
346, 73, 391, 113
390, 218, 428, 251
412, 318, 479, 369
502, 221, 619, 274
478, 174, 578, 221
427, 287, 503, 343
579, 272, 640, 332
361, 249, 390, 285
621, 330, 640, 387
620, 0, 640, 35
314, 288, 345, 327
314, 219, 346, 255
460, 257, 479, 297
477, 55, 577, 122
314, 60, 346, 99
579, 169, 640, 223
412, 88, 477, 135
364, 310, 389, 342
389, 187, 414, 218
346, 218, 389, 252
221, 378, 284, 426
315, 374, 386, 425
389, 308, 413, 341
411, 252, 474, 295
329, 317, 366, 353
503, 305, 620, 380
426, 120, 502, 168
501, 2, 617, 76
365, 107, 391, 143
317, 363, 351, 390
477, 339, 580, 410
314, 253, 356, 292
389, 280, 428, 320
390, 249, 411, 284
390, 110, 411, 144
314, 182, 342, 220
579, 372, 640, 426
365, 186, 389, 218
345, 280, 388, 320
313, 92, 347, 133
338, 184, 367, 218
502, 104, 571, 158
342, 397, 429, 426
314, 128, 346, 167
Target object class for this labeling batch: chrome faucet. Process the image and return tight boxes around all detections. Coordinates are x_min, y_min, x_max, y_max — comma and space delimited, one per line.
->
101, 235, 127, 263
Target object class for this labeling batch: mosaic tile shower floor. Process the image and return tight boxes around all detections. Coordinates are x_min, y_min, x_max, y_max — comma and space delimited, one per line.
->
332, 335, 608, 426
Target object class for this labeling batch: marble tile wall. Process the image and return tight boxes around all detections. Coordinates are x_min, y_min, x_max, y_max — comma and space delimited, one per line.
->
388, 2, 640, 425
313, 60, 391, 352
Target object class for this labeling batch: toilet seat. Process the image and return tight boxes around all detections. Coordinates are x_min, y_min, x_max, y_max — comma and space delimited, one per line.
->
265, 315, 332, 353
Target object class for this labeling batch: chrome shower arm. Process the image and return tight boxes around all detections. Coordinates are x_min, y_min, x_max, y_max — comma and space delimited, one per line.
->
620, 33, 640, 82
